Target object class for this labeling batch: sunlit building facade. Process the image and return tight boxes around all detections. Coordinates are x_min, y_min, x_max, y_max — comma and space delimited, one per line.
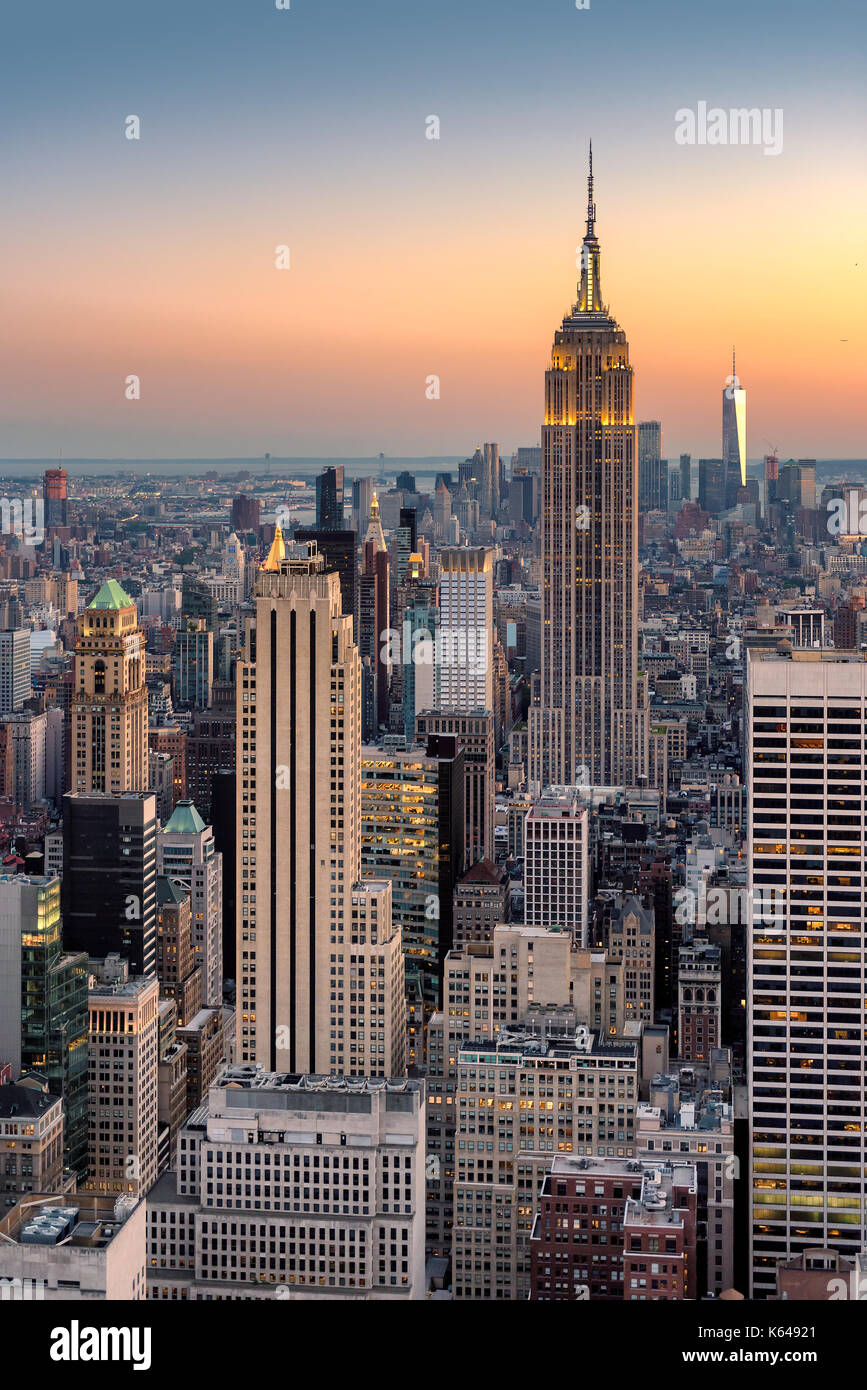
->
530, 151, 646, 790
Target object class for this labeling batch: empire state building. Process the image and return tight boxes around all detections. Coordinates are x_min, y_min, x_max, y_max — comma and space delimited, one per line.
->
530, 149, 646, 790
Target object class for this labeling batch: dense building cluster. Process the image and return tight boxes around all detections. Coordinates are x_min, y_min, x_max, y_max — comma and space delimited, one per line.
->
2, 165, 866, 1306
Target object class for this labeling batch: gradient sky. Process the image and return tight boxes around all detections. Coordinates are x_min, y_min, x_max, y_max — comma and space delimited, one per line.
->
1, 0, 865, 461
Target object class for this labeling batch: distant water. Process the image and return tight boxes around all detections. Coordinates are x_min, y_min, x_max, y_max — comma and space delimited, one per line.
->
0, 457, 466, 484
1, 457, 865, 490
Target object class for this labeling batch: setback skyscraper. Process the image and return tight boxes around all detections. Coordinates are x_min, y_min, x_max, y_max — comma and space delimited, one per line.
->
235, 533, 405, 1077
530, 149, 646, 789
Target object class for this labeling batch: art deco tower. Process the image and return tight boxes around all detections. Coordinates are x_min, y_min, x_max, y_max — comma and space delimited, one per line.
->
72, 579, 148, 794
530, 149, 646, 790
235, 532, 405, 1077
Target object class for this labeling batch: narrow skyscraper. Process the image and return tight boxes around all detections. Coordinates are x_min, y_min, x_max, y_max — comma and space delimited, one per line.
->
530, 148, 646, 789
72, 580, 148, 794
723, 347, 747, 508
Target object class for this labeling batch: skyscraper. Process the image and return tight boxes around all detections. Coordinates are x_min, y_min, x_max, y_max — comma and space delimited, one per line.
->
315, 465, 345, 530
0, 874, 89, 1178
62, 792, 158, 978
638, 421, 664, 511
746, 647, 867, 1296
85, 960, 159, 1198
72, 580, 148, 794
529, 148, 646, 789
698, 458, 726, 516
722, 348, 747, 509
680, 452, 692, 503
157, 801, 223, 1010
435, 547, 494, 712
0, 629, 32, 714
235, 537, 405, 1077
43, 467, 68, 529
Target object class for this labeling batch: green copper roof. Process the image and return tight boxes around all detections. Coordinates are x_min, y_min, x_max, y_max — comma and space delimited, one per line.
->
162, 801, 207, 835
88, 578, 134, 610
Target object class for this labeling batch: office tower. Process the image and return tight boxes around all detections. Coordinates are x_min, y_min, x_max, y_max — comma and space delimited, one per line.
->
72, 580, 148, 795
236, 538, 405, 1077
529, 1156, 699, 1301
484, 442, 500, 514
416, 709, 495, 865
607, 894, 655, 1025
172, 620, 214, 709
452, 1013, 640, 1298
0, 1080, 64, 1201
6, 710, 46, 808
508, 470, 535, 527
452, 859, 510, 947
763, 452, 779, 521
679, 453, 692, 503
746, 647, 867, 1296
42, 467, 68, 529
399, 596, 437, 742
181, 575, 218, 632
0, 1193, 146, 1300
360, 739, 464, 1032
435, 547, 494, 711
351, 475, 374, 535
359, 543, 390, 740
433, 478, 452, 539
294, 528, 359, 639
698, 458, 726, 515
529, 151, 646, 790
722, 349, 747, 508
797, 458, 817, 509
155, 878, 202, 1026
148, 750, 175, 822
524, 788, 589, 943
396, 470, 417, 493
85, 960, 159, 1198
185, 690, 236, 822
0, 874, 88, 1177
157, 801, 223, 1010
146, 1067, 425, 1300
395, 508, 417, 585
62, 792, 158, 979
638, 421, 664, 511
315, 465, 345, 530
231, 493, 261, 533
0, 629, 31, 714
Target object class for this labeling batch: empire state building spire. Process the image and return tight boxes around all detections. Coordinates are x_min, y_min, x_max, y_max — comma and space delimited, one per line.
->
577, 142, 604, 315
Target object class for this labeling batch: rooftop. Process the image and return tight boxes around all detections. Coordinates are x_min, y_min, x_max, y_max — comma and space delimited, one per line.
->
88, 578, 135, 611
0, 1193, 141, 1249
161, 800, 208, 835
